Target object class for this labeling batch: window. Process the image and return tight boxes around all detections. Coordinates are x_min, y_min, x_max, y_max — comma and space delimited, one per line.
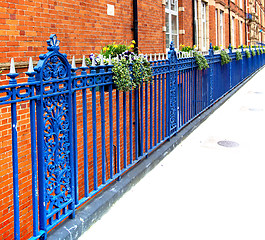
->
201, 2, 207, 50
194, 0, 198, 47
240, 21, 243, 46
215, 9, 218, 46
165, 0, 179, 49
220, 11, 224, 47
239, 0, 242, 9
231, 17, 235, 46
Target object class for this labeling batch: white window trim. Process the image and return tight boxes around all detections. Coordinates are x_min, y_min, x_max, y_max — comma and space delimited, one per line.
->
239, 21, 243, 45
194, 0, 198, 47
220, 11, 224, 47
165, 0, 179, 50
201, 2, 207, 51
231, 16, 235, 47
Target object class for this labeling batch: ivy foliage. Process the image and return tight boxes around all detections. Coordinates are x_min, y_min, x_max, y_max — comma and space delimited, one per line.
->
251, 49, 256, 57
235, 50, 243, 61
86, 42, 152, 92
256, 49, 260, 55
245, 50, 251, 58
112, 56, 153, 92
194, 52, 209, 70
112, 58, 132, 92
220, 50, 232, 65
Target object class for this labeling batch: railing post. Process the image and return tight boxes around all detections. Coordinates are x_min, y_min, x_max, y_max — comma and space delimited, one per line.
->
70, 57, 79, 206
167, 41, 178, 136
208, 43, 214, 103
228, 44, 232, 89
34, 34, 75, 237
25, 59, 39, 238
249, 45, 252, 74
241, 45, 244, 80
7, 61, 20, 240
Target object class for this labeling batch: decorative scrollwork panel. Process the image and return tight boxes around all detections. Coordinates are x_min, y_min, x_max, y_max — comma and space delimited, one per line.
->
43, 94, 72, 213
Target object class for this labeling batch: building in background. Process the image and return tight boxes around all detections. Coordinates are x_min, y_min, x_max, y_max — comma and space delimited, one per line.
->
179, 0, 247, 50
246, 0, 265, 46
0, 0, 265, 72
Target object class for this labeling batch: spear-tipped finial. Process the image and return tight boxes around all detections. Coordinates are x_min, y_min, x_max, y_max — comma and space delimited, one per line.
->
92, 56, 96, 66
7, 58, 18, 84
82, 55, 86, 68
71, 56, 76, 69
10, 58, 16, 74
28, 57, 34, 73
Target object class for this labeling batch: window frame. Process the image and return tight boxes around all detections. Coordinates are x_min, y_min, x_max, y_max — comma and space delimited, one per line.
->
165, 0, 179, 50
201, 2, 207, 50
220, 10, 224, 47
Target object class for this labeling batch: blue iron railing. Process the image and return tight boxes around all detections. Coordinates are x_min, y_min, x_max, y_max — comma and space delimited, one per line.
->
1, 35, 265, 240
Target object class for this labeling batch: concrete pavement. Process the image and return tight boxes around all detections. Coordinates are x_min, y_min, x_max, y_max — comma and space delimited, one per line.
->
79, 68, 265, 240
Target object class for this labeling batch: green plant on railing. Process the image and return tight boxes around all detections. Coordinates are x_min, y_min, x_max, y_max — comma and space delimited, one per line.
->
220, 50, 232, 65
238, 45, 248, 49
194, 52, 209, 70
235, 50, 243, 61
245, 50, 251, 58
86, 42, 152, 92
261, 49, 264, 54
100, 41, 136, 58
213, 45, 220, 51
180, 44, 195, 52
131, 56, 152, 88
112, 57, 132, 91
112, 54, 152, 91
251, 49, 256, 56
227, 45, 235, 50
256, 49, 260, 55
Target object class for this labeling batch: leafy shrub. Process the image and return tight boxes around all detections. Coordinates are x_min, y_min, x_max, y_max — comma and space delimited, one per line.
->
245, 50, 251, 58
86, 42, 152, 92
194, 52, 209, 70
220, 50, 232, 65
100, 40, 136, 58
235, 50, 242, 61
180, 44, 195, 52
213, 45, 220, 51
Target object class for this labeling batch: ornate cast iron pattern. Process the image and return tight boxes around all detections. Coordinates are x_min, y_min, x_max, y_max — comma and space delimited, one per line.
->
38, 35, 73, 215
43, 56, 68, 83
44, 94, 71, 212
168, 42, 178, 135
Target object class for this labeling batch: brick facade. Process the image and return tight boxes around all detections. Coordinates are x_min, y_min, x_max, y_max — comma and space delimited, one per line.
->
0, 1, 265, 239
0, 0, 164, 68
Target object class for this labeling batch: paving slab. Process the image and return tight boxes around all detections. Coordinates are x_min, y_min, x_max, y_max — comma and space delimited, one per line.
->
78, 68, 265, 240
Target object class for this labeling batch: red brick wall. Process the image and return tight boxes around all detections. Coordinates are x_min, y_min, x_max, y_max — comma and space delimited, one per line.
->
0, 0, 163, 66
209, 5, 216, 46
138, 0, 165, 53
179, 0, 194, 47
